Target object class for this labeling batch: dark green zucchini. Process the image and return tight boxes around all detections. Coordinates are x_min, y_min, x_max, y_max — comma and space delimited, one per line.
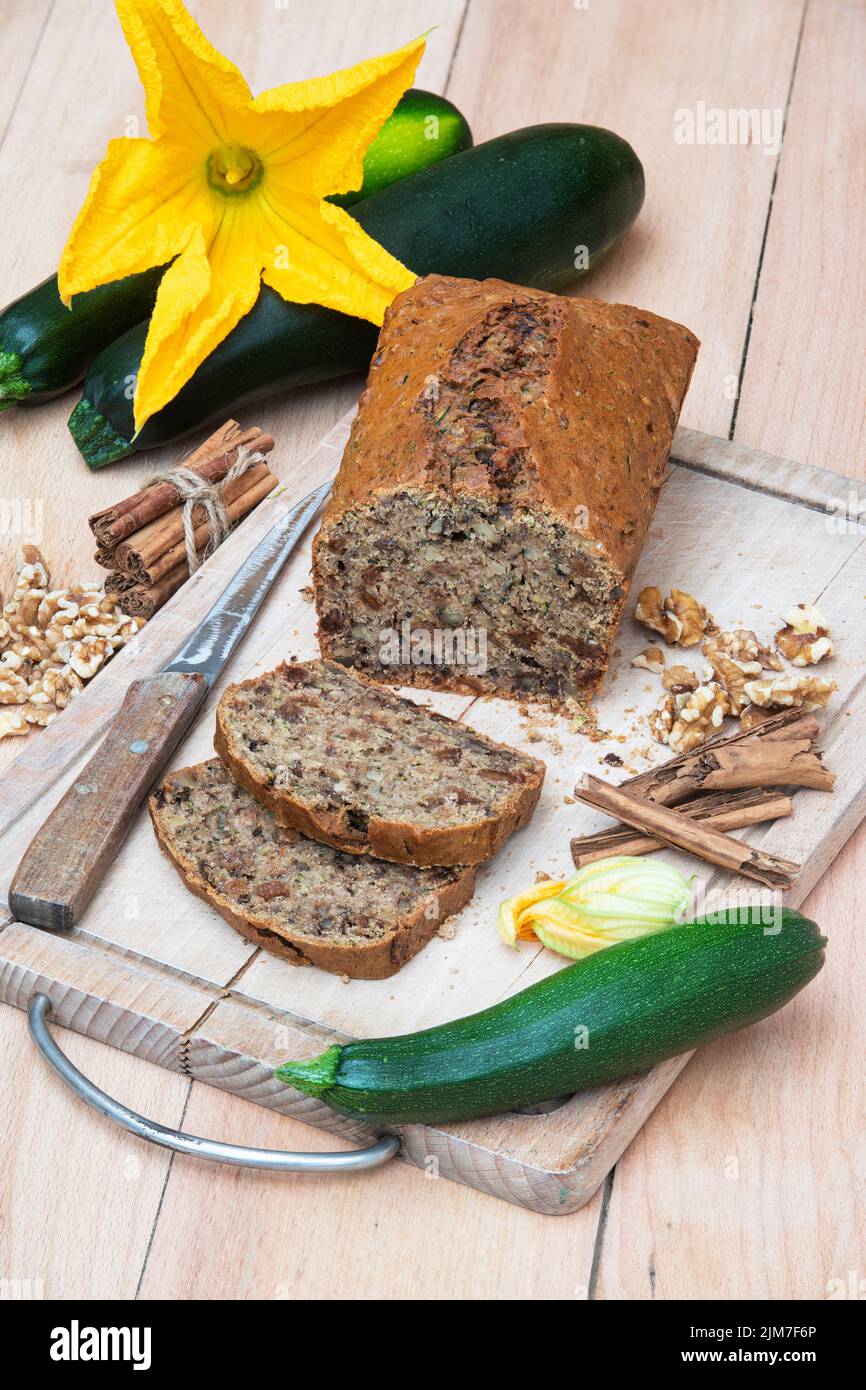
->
0, 89, 469, 414
329, 88, 472, 207
275, 910, 825, 1126
0, 267, 165, 408
70, 123, 645, 467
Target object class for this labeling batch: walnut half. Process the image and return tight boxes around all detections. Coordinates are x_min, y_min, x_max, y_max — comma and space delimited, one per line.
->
635, 585, 716, 648
775, 603, 834, 666
667, 682, 732, 754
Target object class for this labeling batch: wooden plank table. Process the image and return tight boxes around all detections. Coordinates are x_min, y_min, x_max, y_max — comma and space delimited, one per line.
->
1, 0, 863, 1299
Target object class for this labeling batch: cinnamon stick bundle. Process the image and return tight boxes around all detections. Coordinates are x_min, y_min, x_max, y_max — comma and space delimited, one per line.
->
574, 773, 800, 889
571, 788, 793, 868
88, 420, 274, 549
116, 468, 278, 620
115, 461, 275, 583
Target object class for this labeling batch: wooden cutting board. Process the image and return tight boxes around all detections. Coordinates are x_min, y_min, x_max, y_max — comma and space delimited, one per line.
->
0, 417, 863, 1215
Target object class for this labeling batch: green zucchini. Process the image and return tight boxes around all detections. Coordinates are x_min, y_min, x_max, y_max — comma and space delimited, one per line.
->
70, 123, 645, 467
329, 88, 472, 207
0, 89, 469, 413
275, 909, 825, 1126
0, 267, 165, 409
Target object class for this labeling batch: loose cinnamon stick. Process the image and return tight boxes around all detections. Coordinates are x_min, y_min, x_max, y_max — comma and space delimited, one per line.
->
116, 470, 278, 620
574, 773, 800, 888
570, 788, 793, 867
115, 462, 275, 581
88, 421, 274, 549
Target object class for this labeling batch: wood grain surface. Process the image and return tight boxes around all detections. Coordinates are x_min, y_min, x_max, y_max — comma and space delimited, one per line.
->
9, 670, 207, 928
1, 0, 864, 1300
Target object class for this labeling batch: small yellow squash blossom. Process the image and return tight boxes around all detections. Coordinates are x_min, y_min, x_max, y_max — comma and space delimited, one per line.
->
58, 0, 423, 432
498, 856, 694, 960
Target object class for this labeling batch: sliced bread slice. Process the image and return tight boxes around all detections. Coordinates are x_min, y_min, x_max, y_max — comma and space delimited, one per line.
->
214, 659, 545, 866
149, 759, 475, 980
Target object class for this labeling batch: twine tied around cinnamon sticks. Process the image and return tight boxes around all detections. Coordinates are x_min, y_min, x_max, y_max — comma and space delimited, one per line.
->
89, 420, 278, 620
144, 445, 268, 575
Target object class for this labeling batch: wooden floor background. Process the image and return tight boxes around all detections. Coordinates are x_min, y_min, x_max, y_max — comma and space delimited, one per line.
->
1, 0, 864, 1299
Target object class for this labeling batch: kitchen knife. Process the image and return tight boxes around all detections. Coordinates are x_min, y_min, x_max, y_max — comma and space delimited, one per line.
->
8, 480, 332, 931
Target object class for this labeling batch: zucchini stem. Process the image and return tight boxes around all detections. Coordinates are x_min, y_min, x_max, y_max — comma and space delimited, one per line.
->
274, 1044, 342, 1098
0, 349, 31, 407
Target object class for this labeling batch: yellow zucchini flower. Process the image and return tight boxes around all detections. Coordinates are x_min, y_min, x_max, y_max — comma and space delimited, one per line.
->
498, 857, 694, 960
58, 0, 423, 432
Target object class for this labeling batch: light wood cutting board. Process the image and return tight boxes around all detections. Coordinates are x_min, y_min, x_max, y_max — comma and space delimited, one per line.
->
0, 417, 863, 1214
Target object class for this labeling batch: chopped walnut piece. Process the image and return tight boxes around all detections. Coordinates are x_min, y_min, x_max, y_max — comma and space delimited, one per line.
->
8, 586, 45, 630
107, 615, 145, 652
669, 589, 717, 646
775, 603, 834, 666
635, 587, 681, 644
0, 647, 26, 672
781, 602, 828, 635
0, 547, 145, 739
635, 586, 715, 647
739, 703, 775, 733
703, 627, 783, 671
668, 682, 732, 754
662, 664, 699, 694
21, 701, 59, 728
703, 650, 763, 711
0, 707, 28, 739
58, 635, 113, 680
0, 673, 29, 705
33, 666, 84, 709
632, 645, 665, 674
14, 544, 50, 590
649, 693, 678, 745
743, 672, 837, 711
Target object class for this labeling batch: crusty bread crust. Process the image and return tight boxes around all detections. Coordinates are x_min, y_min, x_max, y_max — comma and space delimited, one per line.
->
214, 661, 545, 867
149, 763, 476, 980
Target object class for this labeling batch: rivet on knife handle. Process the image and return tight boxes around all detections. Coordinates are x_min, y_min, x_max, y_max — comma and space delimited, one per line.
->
9, 671, 207, 930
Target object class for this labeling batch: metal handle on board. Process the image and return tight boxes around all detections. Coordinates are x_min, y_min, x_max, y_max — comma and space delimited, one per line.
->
27, 994, 398, 1173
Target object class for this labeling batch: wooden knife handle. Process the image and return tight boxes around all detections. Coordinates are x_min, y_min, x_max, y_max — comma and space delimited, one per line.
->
9, 671, 207, 930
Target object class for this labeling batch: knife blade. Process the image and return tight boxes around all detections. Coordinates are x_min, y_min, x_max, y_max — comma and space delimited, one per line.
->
167, 480, 331, 686
8, 480, 332, 931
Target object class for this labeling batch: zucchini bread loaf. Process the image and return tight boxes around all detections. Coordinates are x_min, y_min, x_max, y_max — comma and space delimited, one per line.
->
214, 659, 545, 866
313, 274, 698, 701
150, 760, 475, 979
